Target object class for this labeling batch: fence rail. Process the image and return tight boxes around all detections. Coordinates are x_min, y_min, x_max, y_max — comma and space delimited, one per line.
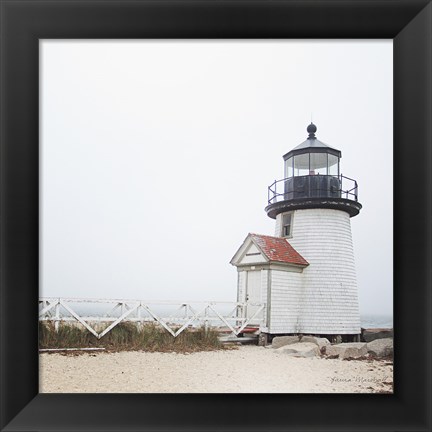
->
39, 297, 266, 338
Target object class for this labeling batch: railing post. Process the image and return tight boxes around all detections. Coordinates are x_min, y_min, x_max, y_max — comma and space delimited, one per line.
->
237, 304, 244, 328
137, 304, 142, 331
204, 305, 209, 332
55, 300, 60, 333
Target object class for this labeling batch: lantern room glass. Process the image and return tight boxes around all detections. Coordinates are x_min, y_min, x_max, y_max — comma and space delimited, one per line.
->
328, 154, 339, 176
285, 157, 293, 178
285, 152, 340, 178
310, 153, 328, 175
293, 154, 309, 176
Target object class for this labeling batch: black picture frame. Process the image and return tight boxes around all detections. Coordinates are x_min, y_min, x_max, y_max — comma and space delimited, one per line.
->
1, 1, 431, 431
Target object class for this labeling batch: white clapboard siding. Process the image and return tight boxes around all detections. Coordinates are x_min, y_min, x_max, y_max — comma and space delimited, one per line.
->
261, 269, 268, 306
269, 269, 303, 333
274, 214, 282, 237
284, 208, 361, 334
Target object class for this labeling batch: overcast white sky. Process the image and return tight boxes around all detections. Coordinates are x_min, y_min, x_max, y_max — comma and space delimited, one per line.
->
40, 40, 393, 316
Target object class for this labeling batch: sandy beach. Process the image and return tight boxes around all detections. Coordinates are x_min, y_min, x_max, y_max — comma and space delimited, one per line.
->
39, 345, 393, 393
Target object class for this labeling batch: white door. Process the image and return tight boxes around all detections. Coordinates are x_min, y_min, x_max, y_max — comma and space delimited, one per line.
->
246, 270, 262, 322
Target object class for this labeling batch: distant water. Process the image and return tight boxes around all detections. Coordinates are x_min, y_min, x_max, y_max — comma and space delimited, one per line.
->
360, 314, 393, 329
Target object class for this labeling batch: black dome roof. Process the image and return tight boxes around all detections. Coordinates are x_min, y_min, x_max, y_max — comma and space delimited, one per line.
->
283, 123, 341, 161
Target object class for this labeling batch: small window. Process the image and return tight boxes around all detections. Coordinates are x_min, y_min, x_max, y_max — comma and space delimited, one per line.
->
281, 212, 293, 238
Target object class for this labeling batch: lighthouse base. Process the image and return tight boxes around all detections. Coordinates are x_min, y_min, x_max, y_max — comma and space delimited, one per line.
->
261, 332, 362, 347
267, 208, 362, 336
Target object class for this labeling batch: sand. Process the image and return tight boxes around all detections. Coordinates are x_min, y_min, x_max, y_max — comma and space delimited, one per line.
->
39, 346, 393, 393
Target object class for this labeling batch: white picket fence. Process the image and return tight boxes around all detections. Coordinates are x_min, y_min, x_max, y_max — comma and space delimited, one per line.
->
39, 297, 266, 339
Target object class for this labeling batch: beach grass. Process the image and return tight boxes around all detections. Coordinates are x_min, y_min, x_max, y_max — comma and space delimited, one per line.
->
39, 321, 223, 353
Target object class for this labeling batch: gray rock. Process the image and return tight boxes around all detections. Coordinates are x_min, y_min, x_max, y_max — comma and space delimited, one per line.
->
325, 342, 368, 359
300, 336, 330, 350
367, 338, 393, 358
271, 335, 300, 349
334, 335, 343, 344
276, 342, 320, 358
362, 328, 393, 343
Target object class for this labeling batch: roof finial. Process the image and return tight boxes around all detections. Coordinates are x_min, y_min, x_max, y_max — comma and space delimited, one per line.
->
307, 122, 317, 139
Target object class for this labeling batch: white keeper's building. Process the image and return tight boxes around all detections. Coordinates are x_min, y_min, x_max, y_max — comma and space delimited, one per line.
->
231, 123, 362, 341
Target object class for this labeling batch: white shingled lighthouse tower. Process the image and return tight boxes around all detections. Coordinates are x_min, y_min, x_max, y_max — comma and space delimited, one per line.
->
231, 123, 362, 342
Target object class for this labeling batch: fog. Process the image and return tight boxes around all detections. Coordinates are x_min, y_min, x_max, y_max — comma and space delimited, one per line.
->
40, 40, 393, 316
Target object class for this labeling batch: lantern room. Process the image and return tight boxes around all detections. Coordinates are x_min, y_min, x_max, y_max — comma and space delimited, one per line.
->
266, 123, 362, 219
284, 123, 340, 178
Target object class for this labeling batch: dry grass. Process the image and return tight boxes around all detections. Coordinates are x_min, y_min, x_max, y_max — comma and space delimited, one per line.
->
39, 322, 224, 353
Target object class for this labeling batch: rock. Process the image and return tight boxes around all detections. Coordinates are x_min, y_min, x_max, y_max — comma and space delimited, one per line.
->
271, 335, 300, 349
300, 336, 330, 350
324, 342, 368, 359
276, 342, 320, 358
362, 328, 393, 343
367, 338, 393, 358
334, 335, 343, 344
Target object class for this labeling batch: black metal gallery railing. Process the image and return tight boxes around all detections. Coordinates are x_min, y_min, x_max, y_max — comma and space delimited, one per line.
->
268, 174, 358, 205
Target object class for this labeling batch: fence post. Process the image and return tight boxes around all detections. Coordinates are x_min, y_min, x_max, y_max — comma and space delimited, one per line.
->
55, 300, 60, 333
204, 305, 209, 332
137, 304, 142, 331
237, 304, 243, 328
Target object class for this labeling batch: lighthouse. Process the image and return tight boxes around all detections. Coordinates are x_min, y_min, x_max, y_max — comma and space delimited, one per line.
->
231, 123, 362, 341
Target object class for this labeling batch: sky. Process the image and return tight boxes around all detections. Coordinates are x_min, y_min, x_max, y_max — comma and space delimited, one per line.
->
40, 40, 393, 316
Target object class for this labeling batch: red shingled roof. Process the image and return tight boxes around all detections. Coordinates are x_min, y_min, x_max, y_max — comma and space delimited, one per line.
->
250, 233, 309, 266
